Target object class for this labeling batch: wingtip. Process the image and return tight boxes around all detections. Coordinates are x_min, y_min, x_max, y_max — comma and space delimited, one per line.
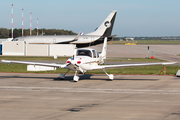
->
1, 60, 10, 63
163, 62, 177, 65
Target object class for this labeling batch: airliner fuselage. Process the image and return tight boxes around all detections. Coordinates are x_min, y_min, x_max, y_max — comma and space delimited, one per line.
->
12, 11, 117, 48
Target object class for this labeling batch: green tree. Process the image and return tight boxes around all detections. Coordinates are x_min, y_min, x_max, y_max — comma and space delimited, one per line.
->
0, 28, 76, 38
13, 28, 20, 38
0, 28, 9, 38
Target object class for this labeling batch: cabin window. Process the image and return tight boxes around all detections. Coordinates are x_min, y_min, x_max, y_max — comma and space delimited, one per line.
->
77, 50, 92, 57
96, 51, 99, 58
92, 50, 96, 58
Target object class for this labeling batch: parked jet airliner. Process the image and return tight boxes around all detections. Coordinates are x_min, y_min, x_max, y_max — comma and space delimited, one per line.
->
12, 11, 117, 48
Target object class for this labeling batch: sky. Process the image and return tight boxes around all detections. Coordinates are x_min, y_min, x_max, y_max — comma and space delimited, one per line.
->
0, 0, 180, 37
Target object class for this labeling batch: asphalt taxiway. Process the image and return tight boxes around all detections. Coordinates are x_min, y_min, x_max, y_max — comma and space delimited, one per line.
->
0, 44, 180, 120
0, 73, 180, 120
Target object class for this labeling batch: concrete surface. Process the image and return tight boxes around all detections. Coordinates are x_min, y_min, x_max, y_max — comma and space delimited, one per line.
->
0, 73, 180, 120
92, 44, 180, 62
0, 44, 180, 120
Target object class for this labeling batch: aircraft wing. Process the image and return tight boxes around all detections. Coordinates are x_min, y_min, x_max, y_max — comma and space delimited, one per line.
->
56, 32, 81, 44
92, 62, 176, 70
1, 60, 67, 68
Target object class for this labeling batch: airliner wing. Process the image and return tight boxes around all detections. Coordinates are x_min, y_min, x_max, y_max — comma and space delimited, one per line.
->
92, 62, 176, 70
1, 60, 67, 68
57, 32, 81, 44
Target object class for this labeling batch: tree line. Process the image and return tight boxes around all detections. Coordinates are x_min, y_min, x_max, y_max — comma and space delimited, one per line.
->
0, 28, 76, 38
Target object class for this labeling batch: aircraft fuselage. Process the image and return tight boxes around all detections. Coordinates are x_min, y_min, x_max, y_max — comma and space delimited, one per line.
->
13, 35, 113, 48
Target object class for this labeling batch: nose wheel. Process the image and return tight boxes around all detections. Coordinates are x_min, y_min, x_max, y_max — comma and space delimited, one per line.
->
73, 76, 79, 82
73, 71, 79, 82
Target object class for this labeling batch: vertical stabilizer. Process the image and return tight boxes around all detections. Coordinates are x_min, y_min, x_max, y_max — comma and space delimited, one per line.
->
101, 37, 107, 60
85, 11, 117, 36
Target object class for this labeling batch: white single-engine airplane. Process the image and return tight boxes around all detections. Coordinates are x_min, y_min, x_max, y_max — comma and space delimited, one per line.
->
1, 37, 176, 82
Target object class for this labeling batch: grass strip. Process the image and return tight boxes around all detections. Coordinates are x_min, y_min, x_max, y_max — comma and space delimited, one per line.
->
108, 40, 180, 44
0, 56, 69, 61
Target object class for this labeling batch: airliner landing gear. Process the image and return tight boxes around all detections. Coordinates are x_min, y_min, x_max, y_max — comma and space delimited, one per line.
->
103, 69, 114, 80
60, 69, 70, 80
73, 71, 79, 82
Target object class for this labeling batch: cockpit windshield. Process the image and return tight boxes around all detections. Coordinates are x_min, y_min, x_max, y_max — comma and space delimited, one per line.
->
12, 38, 18, 41
77, 50, 92, 57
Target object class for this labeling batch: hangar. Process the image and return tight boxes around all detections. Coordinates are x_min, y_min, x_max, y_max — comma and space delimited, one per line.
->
2, 41, 75, 57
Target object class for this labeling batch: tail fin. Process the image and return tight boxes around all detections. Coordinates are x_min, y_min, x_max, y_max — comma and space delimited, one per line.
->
100, 37, 107, 60
85, 11, 117, 37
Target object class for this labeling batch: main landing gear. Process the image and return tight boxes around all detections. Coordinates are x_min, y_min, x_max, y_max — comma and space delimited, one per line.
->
59, 69, 70, 80
60, 69, 79, 82
60, 69, 114, 82
103, 69, 114, 81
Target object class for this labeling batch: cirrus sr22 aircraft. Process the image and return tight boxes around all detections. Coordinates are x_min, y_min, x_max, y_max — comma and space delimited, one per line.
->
12, 11, 117, 48
1, 37, 176, 82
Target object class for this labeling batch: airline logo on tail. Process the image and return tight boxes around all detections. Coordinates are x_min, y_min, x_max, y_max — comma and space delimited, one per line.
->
104, 21, 111, 28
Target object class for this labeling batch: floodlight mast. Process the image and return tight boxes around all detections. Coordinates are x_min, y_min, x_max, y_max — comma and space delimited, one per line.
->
11, 3, 13, 38
30, 12, 32, 36
37, 18, 38, 35
22, 8, 24, 36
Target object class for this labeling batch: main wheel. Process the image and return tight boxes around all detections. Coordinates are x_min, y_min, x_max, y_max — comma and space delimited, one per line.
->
109, 74, 114, 81
59, 73, 65, 80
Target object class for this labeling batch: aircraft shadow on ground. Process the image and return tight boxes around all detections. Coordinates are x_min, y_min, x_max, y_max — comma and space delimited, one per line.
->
0, 74, 159, 82
53, 74, 94, 82
54, 74, 159, 82
0, 76, 56, 80
173, 76, 180, 80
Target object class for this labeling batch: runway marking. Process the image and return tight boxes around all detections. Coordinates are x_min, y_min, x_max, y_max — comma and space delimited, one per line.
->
1, 86, 180, 94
